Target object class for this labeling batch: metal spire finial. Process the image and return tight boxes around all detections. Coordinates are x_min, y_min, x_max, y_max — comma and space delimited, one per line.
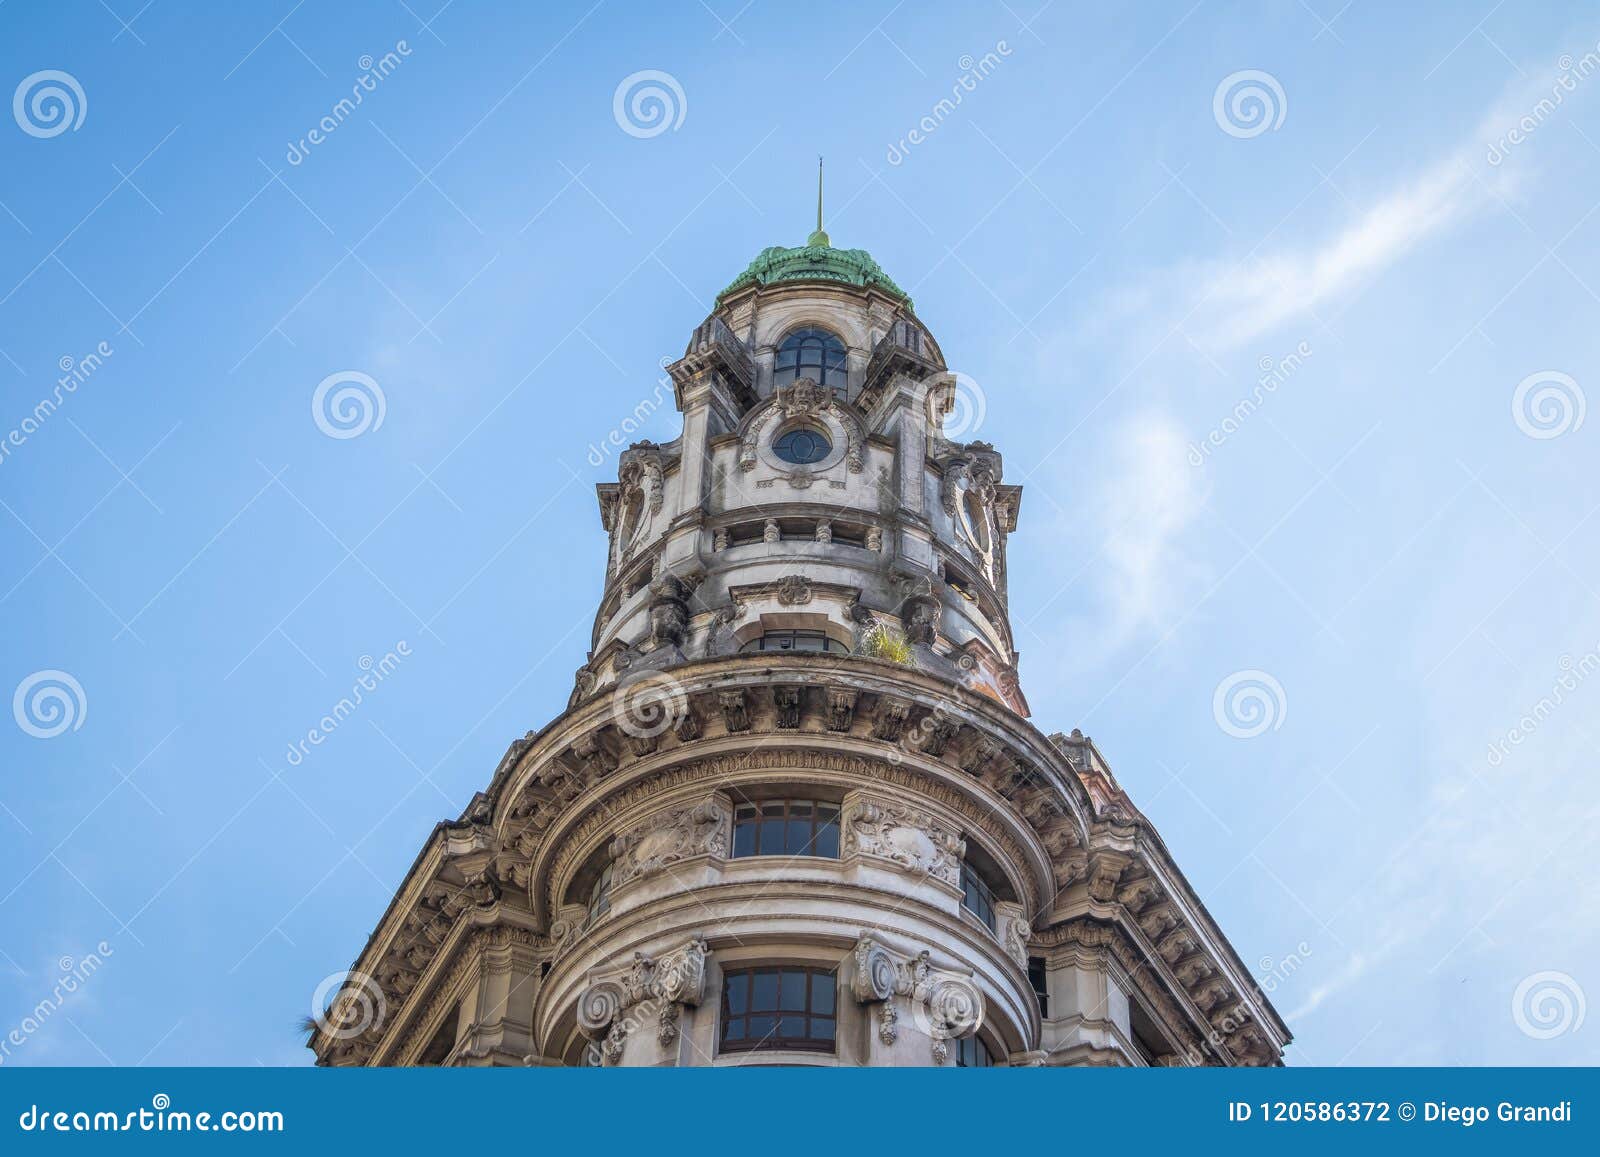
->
808, 156, 830, 248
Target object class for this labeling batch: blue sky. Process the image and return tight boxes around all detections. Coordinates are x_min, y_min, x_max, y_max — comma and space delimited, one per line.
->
2, 0, 1597, 1066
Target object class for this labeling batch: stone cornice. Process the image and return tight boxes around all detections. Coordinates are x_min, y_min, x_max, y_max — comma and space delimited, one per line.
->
313, 651, 1290, 1066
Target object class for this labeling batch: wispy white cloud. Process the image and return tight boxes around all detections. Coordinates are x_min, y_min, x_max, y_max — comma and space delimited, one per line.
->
1086, 64, 1579, 357
1196, 156, 1489, 353
1033, 409, 1209, 673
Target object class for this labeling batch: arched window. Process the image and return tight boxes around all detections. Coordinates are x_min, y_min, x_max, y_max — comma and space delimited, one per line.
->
739, 630, 848, 655
773, 327, 848, 391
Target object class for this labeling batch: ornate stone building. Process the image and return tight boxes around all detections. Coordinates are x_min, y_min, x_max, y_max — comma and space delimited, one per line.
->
308, 209, 1291, 1068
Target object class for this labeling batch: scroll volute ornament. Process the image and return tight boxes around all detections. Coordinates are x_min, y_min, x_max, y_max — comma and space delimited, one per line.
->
848, 932, 985, 1063
851, 934, 902, 1005
995, 901, 1031, 969
576, 934, 712, 1063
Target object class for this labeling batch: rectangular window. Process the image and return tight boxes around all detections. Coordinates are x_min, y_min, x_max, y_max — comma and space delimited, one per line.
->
732, 799, 840, 858
720, 966, 838, 1053
961, 861, 997, 931
1028, 956, 1050, 1018
955, 1034, 992, 1067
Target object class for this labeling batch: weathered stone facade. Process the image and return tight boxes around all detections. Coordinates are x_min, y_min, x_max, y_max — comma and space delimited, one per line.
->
308, 230, 1291, 1068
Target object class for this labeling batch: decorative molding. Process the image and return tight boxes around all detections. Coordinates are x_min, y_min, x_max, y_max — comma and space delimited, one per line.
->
996, 901, 1030, 968
717, 690, 750, 733
825, 687, 858, 732
608, 795, 730, 890
843, 795, 964, 889
577, 934, 710, 1063
849, 933, 983, 1064
773, 686, 802, 729
774, 574, 812, 606
536, 747, 1046, 922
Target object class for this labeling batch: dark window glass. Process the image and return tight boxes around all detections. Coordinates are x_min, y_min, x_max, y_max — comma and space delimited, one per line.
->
1028, 957, 1050, 1018
586, 862, 612, 922
773, 426, 832, 464
811, 971, 835, 1015
739, 630, 847, 655
773, 327, 848, 391
962, 860, 997, 931
812, 810, 840, 858
720, 967, 837, 1053
955, 1035, 993, 1067
732, 799, 841, 858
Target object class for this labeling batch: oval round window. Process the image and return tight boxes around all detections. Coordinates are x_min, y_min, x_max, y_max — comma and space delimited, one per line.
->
773, 426, 832, 465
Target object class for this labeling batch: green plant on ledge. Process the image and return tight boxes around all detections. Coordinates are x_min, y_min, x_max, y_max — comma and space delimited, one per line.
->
856, 622, 914, 666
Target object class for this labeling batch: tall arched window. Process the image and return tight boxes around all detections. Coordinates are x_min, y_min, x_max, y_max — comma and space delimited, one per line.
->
773, 327, 848, 392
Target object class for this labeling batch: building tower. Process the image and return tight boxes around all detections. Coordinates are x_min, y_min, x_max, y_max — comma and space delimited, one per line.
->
309, 203, 1291, 1068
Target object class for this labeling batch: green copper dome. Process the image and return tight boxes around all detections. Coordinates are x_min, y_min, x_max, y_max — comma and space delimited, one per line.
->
720, 161, 912, 308
717, 242, 912, 309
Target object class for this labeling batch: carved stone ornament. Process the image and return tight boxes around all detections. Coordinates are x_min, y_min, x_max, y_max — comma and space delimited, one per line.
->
773, 686, 802, 729
617, 442, 666, 514
848, 933, 983, 1063
702, 599, 744, 658
567, 666, 596, 709
646, 570, 700, 650
576, 934, 710, 1063
871, 696, 911, 742
608, 795, 730, 890
995, 901, 1030, 968
774, 573, 812, 606
777, 377, 827, 418
825, 687, 858, 732
718, 689, 749, 733
843, 796, 965, 889
892, 572, 941, 645
738, 380, 863, 476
